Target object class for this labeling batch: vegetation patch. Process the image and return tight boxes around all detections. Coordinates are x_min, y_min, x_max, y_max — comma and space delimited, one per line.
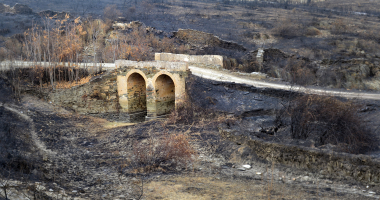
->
289, 95, 376, 153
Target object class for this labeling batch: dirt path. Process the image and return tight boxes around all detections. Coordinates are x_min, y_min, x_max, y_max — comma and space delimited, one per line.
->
1, 102, 56, 157
189, 65, 380, 100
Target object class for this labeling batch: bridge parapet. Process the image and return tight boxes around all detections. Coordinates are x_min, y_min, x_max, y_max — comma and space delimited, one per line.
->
155, 52, 224, 67
115, 60, 188, 71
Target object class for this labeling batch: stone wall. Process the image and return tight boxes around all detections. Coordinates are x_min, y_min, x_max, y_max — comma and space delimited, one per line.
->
220, 127, 380, 185
49, 71, 125, 121
155, 53, 224, 67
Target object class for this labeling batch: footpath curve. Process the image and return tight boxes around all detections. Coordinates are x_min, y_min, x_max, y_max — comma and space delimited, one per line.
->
189, 65, 380, 100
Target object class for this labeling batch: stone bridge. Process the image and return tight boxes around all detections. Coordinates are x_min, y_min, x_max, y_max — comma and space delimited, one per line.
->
115, 59, 189, 121
1, 53, 225, 122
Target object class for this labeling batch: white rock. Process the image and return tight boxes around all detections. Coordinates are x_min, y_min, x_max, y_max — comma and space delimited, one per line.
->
49, 189, 54, 192
237, 167, 246, 171
72, 190, 77, 193
242, 165, 251, 169
37, 185, 46, 191
256, 172, 262, 175
369, 191, 376, 194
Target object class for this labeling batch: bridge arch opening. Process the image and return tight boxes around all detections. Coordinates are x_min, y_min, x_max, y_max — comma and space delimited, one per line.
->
155, 74, 175, 116
127, 72, 147, 119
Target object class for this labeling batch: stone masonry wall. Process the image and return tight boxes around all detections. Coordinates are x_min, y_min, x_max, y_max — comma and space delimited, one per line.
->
48, 71, 125, 121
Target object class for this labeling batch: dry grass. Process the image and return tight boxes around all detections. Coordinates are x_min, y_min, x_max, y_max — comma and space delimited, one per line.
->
305, 26, 322, 37
363, 79, 380, 90
54, 76, 92, 89
142, 173, 344, 200
102, 121, 135, 129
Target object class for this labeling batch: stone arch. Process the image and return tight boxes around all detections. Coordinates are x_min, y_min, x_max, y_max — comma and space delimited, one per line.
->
154, 73, 175, 116
125, 69, 148, 83
126, 72, 147, 116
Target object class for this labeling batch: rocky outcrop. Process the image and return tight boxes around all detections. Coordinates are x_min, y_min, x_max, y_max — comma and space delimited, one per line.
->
0, 3, 12, 13
13, 3, 33, 15
0, 3, 6, 13
174, 29, 246, 51
219, 125, 380, 185
0, 3, 33, 14
112, 21, 143, 30
38, 10, 71, 19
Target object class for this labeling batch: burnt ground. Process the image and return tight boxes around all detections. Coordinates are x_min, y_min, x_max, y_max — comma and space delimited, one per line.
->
1, 75, 380, 199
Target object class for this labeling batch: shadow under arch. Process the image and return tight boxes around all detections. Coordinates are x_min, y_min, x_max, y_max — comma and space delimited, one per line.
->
126, 72, 147, 120
154, 74, 175, 116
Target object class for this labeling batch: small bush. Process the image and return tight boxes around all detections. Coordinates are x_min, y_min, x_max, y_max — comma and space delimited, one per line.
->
132, 132, 196, 172
272, 20, 304, 39
331, 19, 349, 35
290, 95, 375, 153
282, 57, 316, 86
305, 26, 322, 37
166, 99, 207, 125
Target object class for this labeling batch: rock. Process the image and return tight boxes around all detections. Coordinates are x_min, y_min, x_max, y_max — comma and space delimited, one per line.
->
368, 191, 376, 194
38, 10, 70, 19
37, 185, 46, 191
0, 3, 6, 13
242, 165, 251, 169
237, 167, 246, 171
174, 29, 246, 51
300, 176, 311, 182
13, 3, 33, 14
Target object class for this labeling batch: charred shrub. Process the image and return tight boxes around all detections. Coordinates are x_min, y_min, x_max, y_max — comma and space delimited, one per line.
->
331, 19, 349, 35
271, 19, 304, 39
132, 132, 196, 172
290, 95, 375, 153
280, 57, 316, 86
